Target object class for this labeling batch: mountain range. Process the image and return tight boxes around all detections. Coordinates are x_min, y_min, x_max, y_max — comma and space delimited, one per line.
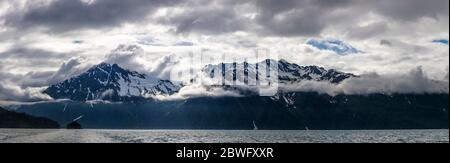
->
203, 59, 356, 84
44, 59, 356, 102
3, 59, 447, 130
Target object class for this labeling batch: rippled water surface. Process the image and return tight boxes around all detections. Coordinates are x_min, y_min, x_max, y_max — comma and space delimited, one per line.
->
0, 129, 448, 143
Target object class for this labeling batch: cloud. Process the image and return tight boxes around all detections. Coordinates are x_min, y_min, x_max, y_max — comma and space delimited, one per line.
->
153, 84, 243, 101
367, 0, 449, 21
158, 0, 349, 37
1, 0, 448, 38
47, 56, 92, 85
280, 67, 449, 96
0, 83, 52, 102
252, 0, 333, 36
0, 56, 93, 102
380, 40, 392, 47
19, 71, 55, 88
0, 66, 53, 89
0, 46, 74, 73
445, 66, 449, 81
3, 0, 182, 33
73, 40, 84, 44
148, 54, 180, 80
102, 44, 197, 81
173, 41, 194, 46
0, 46, 66, 60
376, 39, 431, 54
158, 2, 250, 35
153, 0, 448, 37
347, 22, 388, 39
339, 67, 448, 94
103, 44, 149, 72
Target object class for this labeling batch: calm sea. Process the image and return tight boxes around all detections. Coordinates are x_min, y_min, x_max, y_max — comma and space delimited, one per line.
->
0, 129, 448, 143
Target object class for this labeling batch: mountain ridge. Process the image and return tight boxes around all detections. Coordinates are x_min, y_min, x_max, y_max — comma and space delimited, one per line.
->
202, 59, 356, 84
44, 59, 357, 102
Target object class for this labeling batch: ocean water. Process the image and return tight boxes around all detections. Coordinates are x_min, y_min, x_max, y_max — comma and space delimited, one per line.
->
0, 129, 448, 143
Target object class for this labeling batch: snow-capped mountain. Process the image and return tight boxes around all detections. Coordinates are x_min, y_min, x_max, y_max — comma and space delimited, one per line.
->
44, 63, 181, 101
202, 59, 356, 84
44, 59, 355, 102
307, 39, 361, 55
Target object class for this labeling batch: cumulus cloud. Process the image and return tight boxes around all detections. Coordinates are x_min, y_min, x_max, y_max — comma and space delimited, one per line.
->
47, 56, 92, 85
0, 56, 90, 102
103, 44, 156, 73
148, 54, 180, 80
0, 48, 94, 102
102, 44, 183, 80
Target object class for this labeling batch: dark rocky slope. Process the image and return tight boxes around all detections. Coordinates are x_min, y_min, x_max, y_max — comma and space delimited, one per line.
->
0, 107, 60, 128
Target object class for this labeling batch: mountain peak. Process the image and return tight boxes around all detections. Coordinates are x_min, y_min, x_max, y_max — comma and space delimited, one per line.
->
90, 62, 123, 72
44, 63, 180, 102
202, 59, 356, 84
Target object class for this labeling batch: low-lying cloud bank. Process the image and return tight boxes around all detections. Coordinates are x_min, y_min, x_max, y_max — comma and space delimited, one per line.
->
0, 84, 51, 102
151, 66, 449, 102
153, 84, 243, 101
279, 67, 449, 96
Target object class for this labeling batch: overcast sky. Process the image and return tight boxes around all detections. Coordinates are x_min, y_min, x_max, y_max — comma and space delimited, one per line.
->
0, 0, 449, 102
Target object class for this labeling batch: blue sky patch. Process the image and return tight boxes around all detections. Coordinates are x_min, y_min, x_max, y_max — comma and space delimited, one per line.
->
307, 39, 361, 55
432, 39, 449, 45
